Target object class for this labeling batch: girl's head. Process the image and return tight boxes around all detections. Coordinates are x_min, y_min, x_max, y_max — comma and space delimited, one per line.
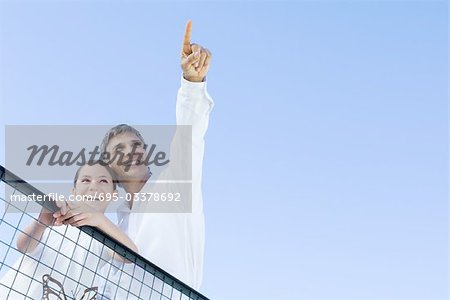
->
72, 161, 117, 212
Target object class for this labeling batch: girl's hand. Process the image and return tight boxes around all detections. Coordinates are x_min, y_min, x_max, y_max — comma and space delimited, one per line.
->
54, 200, 104, 227
52, 197, 70, 226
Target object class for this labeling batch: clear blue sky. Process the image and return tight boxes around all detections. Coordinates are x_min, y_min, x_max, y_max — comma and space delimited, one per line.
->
0, 1, 448, 299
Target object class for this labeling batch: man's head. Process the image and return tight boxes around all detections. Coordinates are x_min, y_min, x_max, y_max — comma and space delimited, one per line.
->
100, 124, 151, 184
100, 124, 146, 154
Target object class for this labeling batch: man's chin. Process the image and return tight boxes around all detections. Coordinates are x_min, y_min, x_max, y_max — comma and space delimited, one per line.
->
117, 165, 149, 181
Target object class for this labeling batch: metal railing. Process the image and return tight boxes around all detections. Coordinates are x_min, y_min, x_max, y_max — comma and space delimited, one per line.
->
0, 165, 209, 300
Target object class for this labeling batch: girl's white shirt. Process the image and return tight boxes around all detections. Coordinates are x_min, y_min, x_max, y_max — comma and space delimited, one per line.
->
0, 225, 109, 299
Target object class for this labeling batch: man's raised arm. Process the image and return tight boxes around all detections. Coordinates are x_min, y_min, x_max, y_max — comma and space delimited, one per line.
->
176, 20, 214, 214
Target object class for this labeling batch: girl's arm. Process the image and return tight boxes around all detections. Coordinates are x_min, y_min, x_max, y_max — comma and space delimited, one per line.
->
16, 207, 53, 253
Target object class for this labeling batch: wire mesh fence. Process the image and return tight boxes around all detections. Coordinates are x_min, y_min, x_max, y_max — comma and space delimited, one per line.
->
0, 165, 209, 300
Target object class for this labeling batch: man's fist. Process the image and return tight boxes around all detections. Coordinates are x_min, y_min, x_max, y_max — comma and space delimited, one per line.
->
181, 20, 212, 82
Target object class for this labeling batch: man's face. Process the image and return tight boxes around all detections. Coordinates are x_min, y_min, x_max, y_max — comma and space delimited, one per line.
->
106, 131, 150, 182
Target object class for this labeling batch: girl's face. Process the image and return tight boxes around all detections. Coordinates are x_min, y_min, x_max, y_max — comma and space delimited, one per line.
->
72, 164, 117, 212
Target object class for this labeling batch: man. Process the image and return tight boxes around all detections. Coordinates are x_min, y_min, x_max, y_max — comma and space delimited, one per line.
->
100, 20, 213, 294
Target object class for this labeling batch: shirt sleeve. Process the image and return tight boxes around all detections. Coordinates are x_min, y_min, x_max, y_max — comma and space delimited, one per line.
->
175, 76, 214, 213
129, 76, 214, 289
176, 76, 213, 289
132, 76, 214, 214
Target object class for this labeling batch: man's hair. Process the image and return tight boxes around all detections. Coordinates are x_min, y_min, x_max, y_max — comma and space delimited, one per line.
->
73, 160, 117, 190
100, 124, 146, 154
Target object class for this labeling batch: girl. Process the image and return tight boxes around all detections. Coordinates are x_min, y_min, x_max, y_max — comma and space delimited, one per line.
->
0, 162, 137, 299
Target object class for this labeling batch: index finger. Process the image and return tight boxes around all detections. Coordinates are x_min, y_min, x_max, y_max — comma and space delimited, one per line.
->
182, 20, 192, 55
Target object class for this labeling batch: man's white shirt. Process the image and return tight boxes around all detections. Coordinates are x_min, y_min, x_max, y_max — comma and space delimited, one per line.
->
99, 76, 213, 298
